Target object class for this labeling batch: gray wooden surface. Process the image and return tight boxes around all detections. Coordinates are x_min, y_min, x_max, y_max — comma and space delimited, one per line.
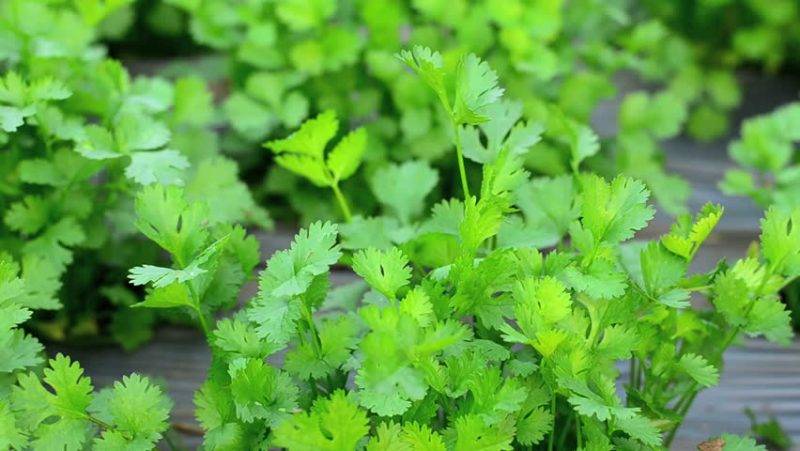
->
60, 73, 800, 449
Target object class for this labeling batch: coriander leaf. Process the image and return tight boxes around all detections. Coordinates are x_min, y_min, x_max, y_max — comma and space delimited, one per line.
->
678, 353, 719, 387
228, 358, 297, 425
580, 174, 655, 244
273, 390, 369, 451
449, 414, 515, 451
745, 299, 793, 345
266, 110, 337, 187
134, 184, 209, 264
352, 247, 412, 300
396, 46, 448, 110
453, 53, 504, 125
132, 283, 192, 309
759, 207, 800, 277
326, 127, 367, 183
614, 412, 662, 447
370, 161, 439, 224
125, 149, 189, 186
516, 407, 552, 446
662, 203, 724, 260
89, 374, 172, 445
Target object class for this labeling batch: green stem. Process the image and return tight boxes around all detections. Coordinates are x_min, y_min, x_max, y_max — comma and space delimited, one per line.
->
575, 414, 583, 449
195, 307, 211, 337
548, 394, 557, 451
331, 183, 352, 222
186, 282, 210, 337
452, 123, 471, 199
664, 328, 739, 446
302, 305, 323, 358
85, 414, 114, 431
557, 412, 573, 449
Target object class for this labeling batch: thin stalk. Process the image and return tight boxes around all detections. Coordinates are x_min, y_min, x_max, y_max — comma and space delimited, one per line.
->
85, 414, 114, 430
331, 183, 353, 222
452, 123, 471, 199
557, 412, 573, 449
302, 305, 323, 358
195, 307, 211, 337
664, 328, 739, 446
186, 283, 210, 337
548, 394, 557, 451
666, 261, 793, 445
575, 414, 583, 449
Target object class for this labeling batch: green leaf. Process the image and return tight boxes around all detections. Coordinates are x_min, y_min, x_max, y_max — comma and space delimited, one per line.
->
125, 149, 189, 186
4, 196, 49, 235
0, 105, 26, 131
579, 174, 655, 244
134, 184, 209, 264
352, 247, 412, 300
275, 0, 336, 31
273, 390, 369, 450
516, 407, 553, 446
133, 283, 192, 309
759, 207, 800, 277
185, 158, 271, 228
449, 414, 515, 451
396, 46, 448, 110
662, 203, 724, 260
128, 235, 228, 288
257, 221, 340, 299
115, 111, 171, 153
569, 125, 600, 172
745, 299, 793, 345
678, 353, 719, 387
172, 76, 213, 127
43, 354, 94, 419
614, 412, 662, 447
89, 374, 172, 445
370, 161, 439, 224
326, 127, 367, 183
0, 404, 26, 450
453, 53, 504, 125
285, 315, 360, 380
228, 358, 297, 425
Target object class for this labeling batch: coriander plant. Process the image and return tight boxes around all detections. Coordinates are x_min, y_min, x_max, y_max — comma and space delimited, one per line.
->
123, 49, 792, 450
158, 0, 733, 219
0, 0, 267, 348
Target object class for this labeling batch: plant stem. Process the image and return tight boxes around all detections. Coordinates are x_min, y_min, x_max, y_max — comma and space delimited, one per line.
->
575, 414, 583, 449
452, 123, 471, 199
85, 414, 114, 430
664, 328, 740, 446
557, 412, 573, 449
302, 304, 323, 358
548, 394, 557, 451
331, 183, 352, 222
195, 308, 211, 337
